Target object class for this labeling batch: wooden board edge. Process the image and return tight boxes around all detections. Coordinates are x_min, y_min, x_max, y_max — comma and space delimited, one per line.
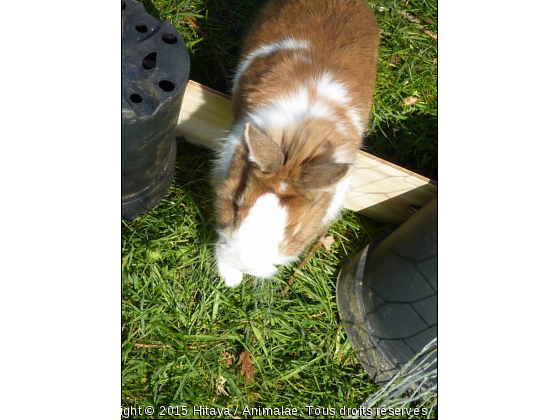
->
187, 80, 232, 101
357, 150, 437, 186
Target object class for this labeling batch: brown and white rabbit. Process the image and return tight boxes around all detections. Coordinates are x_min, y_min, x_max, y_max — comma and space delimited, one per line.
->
213, 0, 380, 287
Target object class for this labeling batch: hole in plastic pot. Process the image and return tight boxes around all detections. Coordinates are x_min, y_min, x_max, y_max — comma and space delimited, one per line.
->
142, 52, 157, 70
162, 33, 177, 45
121, 1, 126, 10
158, 80, 175, 92
135, 24, 148, 33
130, 94, 143, 103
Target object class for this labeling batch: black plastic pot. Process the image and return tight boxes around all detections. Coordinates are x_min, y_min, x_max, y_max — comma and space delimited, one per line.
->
337, 197, 437, 383
121, 0, 190, 220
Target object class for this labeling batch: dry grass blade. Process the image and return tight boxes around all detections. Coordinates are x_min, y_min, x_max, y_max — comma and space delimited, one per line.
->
216, 375, 229, 396
221, 351, 233, 366
400, 11, 437, 42
133, 343, 168, 349
404, 97, 419, 106
280, 229, 329, 298
320, 235, 335, 251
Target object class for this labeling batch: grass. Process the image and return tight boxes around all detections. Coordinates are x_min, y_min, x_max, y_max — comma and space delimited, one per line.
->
122, 1, 437, 418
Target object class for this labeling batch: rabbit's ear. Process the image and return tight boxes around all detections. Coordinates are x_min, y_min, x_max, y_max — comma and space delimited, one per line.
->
243, 122, 284, 173
298, 162, 351, 191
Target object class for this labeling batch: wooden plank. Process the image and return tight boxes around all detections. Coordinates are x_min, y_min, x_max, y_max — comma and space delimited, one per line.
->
176, 81, 233, 148
176, 80, 437, 224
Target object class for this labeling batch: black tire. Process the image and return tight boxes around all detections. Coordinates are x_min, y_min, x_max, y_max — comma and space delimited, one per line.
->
337, 198, 437, 383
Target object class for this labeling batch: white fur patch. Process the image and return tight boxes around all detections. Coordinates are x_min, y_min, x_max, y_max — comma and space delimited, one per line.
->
247, 87, 334, 133
239, 72, 362, 141
217, 259, 243, 288
332, 147, 355, 163
279, 182, 288, 192
244, 72, 364, 137
315, 72, 364, 135
347, 109, 364, 134
336, 122, 349, 136
316, 73, 350, 105
216, 193, 295, 287
232, 38, 309, 93
321, 174, 353, 225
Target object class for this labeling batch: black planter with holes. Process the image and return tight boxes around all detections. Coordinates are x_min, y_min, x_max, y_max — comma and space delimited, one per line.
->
337, 197, 437, 384
121, 0, 190, 220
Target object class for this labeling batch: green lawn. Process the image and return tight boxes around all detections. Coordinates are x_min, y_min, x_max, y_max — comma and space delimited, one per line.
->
122, 0, 437, 418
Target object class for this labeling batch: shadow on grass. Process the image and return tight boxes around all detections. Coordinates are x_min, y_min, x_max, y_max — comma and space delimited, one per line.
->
186, 0, 266, 93
364, 112, 437, 181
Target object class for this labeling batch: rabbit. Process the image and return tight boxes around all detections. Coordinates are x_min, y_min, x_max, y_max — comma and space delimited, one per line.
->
213, 0, 380, 287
